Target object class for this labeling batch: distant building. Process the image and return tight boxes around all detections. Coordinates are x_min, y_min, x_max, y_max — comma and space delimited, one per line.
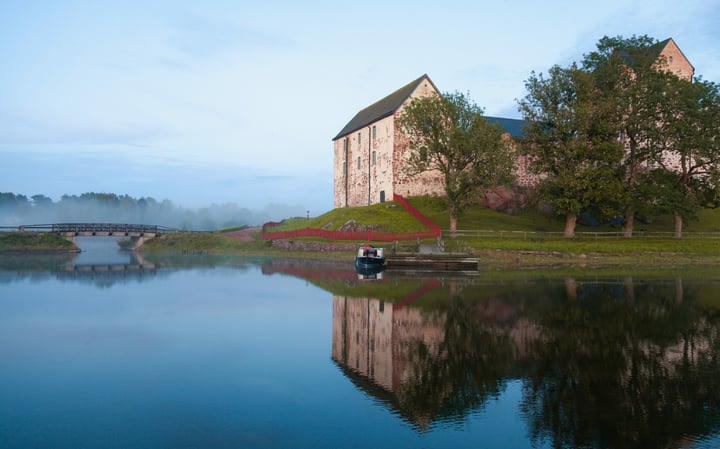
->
331, 38, 694, 209
650, 37, 694, 81
332, 74, 441, 208
332, 74, 525, 208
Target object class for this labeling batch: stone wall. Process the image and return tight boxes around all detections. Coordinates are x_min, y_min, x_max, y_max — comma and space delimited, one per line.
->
333, 76, 444, 208
658, 38, 694, 81
270, 239, 357, 252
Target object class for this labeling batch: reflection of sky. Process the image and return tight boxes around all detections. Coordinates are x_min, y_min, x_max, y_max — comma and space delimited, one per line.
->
5, 265, 718, 448
0, 264, 551, 449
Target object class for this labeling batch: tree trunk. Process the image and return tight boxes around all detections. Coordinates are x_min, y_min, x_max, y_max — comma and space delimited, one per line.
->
449, 215, 458, 236
623, 276, 635, 303
564, 213, 577, 238
675, 277, 684, 306
673, 212, 683, 238
564, 277, 578, 301
622, 207, 634, 238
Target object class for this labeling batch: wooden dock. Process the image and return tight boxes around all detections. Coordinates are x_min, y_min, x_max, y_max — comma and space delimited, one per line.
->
385, 253, 479, 271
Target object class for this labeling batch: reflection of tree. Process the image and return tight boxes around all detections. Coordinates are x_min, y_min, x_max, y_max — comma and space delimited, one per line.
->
330, 273, 720, 443
395, 296, 516, 429
521, 279, 720, 449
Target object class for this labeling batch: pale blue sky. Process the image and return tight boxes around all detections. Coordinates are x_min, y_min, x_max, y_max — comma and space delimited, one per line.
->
1, 0, 718, 217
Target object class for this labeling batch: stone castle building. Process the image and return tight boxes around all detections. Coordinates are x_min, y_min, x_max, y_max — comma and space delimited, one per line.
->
332, 39, 694, 209
331, 74, 525, 208
650, 37, 694, 81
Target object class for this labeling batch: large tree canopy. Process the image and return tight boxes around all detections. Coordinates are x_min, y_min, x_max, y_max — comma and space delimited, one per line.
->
580, 35, 719, 237
520, 35, 720, 238
397, 91, 515, 233
518, 64, 625, 237
648, 76, 720, 237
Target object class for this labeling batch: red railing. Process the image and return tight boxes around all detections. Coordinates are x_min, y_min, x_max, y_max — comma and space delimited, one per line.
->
391, 193, 441, 233
261, 194, 441, 242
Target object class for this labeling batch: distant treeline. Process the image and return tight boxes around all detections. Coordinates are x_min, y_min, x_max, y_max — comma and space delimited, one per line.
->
0, 192, 304, 230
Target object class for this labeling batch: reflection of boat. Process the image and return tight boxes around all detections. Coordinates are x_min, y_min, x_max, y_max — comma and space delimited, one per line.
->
355, 263, 385, 280
354, 245, 386, 270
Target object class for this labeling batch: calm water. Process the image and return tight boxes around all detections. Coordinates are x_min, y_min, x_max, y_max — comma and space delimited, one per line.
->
1, 246, 719, 448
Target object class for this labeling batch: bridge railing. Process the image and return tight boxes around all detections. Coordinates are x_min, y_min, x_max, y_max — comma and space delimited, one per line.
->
15, 223, 177, 235
51, 223, 160, 234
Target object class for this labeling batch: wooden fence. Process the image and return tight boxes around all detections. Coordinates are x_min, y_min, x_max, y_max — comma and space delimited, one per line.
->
446, 229, 720, 240
261, 194, 442, 242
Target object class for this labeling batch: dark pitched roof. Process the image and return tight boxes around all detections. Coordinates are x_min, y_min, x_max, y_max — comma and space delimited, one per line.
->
616, 37, 693, 73
654, 38, 672, 58
615, 38, 668, 67
485, 116, 526, 138
333, 74, 438, 141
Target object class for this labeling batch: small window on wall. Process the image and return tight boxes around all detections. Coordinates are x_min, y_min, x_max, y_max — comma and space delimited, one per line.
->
343, 161, 347, 176
343, 138, 348, 152
372, 151, 376, 165
372, 126, 376, 140
357, 157, 361, 169
358, 132, 361, 145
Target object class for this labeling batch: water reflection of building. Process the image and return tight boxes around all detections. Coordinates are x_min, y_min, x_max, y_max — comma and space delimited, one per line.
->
330, 276, 720, 437
332, 294, 446, 392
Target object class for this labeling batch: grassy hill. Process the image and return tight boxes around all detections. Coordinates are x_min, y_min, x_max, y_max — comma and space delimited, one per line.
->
139, 196, 720, 267
265, 196, 720, 265
0, 232, 78, 252
274, 195, 720, 236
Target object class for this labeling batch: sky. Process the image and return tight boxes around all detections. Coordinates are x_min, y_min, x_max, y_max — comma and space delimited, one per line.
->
1, 0, 719, 218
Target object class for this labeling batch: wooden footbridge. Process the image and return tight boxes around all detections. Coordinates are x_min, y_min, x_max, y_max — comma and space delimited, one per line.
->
18, 223, 176, 237
15, 223, 177, 248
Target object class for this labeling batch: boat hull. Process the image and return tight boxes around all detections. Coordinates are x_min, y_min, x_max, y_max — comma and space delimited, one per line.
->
354, 256, 386, 270
354, 246, 385, 271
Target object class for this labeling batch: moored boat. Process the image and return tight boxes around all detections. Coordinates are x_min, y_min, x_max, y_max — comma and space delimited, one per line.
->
354, 245, 385, 269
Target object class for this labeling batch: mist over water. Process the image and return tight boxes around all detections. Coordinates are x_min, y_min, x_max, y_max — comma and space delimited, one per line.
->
0, 192, 305, 230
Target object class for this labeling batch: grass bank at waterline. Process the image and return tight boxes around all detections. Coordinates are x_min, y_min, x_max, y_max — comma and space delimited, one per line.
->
255, 195, 720, 268
134, 230, 720, 269
465, 237, 720, 268
140, 231, 272, 254
0, 232, 78, 253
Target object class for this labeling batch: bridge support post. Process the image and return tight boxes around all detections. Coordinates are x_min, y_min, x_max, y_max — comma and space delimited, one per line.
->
130, 235, 156, 250
61, 233, 76, 245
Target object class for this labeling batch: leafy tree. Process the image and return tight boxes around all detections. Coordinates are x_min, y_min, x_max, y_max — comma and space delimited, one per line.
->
396, 91, 515, 233
518, 65, 625, 237
581, 35, 720, 238
649, 77, 720, 237
582, 35, 677, 237
31, 194, 54, 207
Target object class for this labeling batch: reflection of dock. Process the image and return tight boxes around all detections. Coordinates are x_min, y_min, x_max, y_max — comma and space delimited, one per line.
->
385, 254, 479, 271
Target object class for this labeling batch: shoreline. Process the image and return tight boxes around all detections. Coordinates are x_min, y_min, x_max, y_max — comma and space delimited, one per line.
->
6, 230, 720, 270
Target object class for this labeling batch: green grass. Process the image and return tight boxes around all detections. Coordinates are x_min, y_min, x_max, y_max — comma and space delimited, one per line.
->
0, 232, 77, 252
256, 195, 720, 263
407, 195, 720, 234
140, 196, 720, 267
406, 195, 568, 232
267, 201, 431, 233
141, 231, 272, 253
273, 194, 720, 238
